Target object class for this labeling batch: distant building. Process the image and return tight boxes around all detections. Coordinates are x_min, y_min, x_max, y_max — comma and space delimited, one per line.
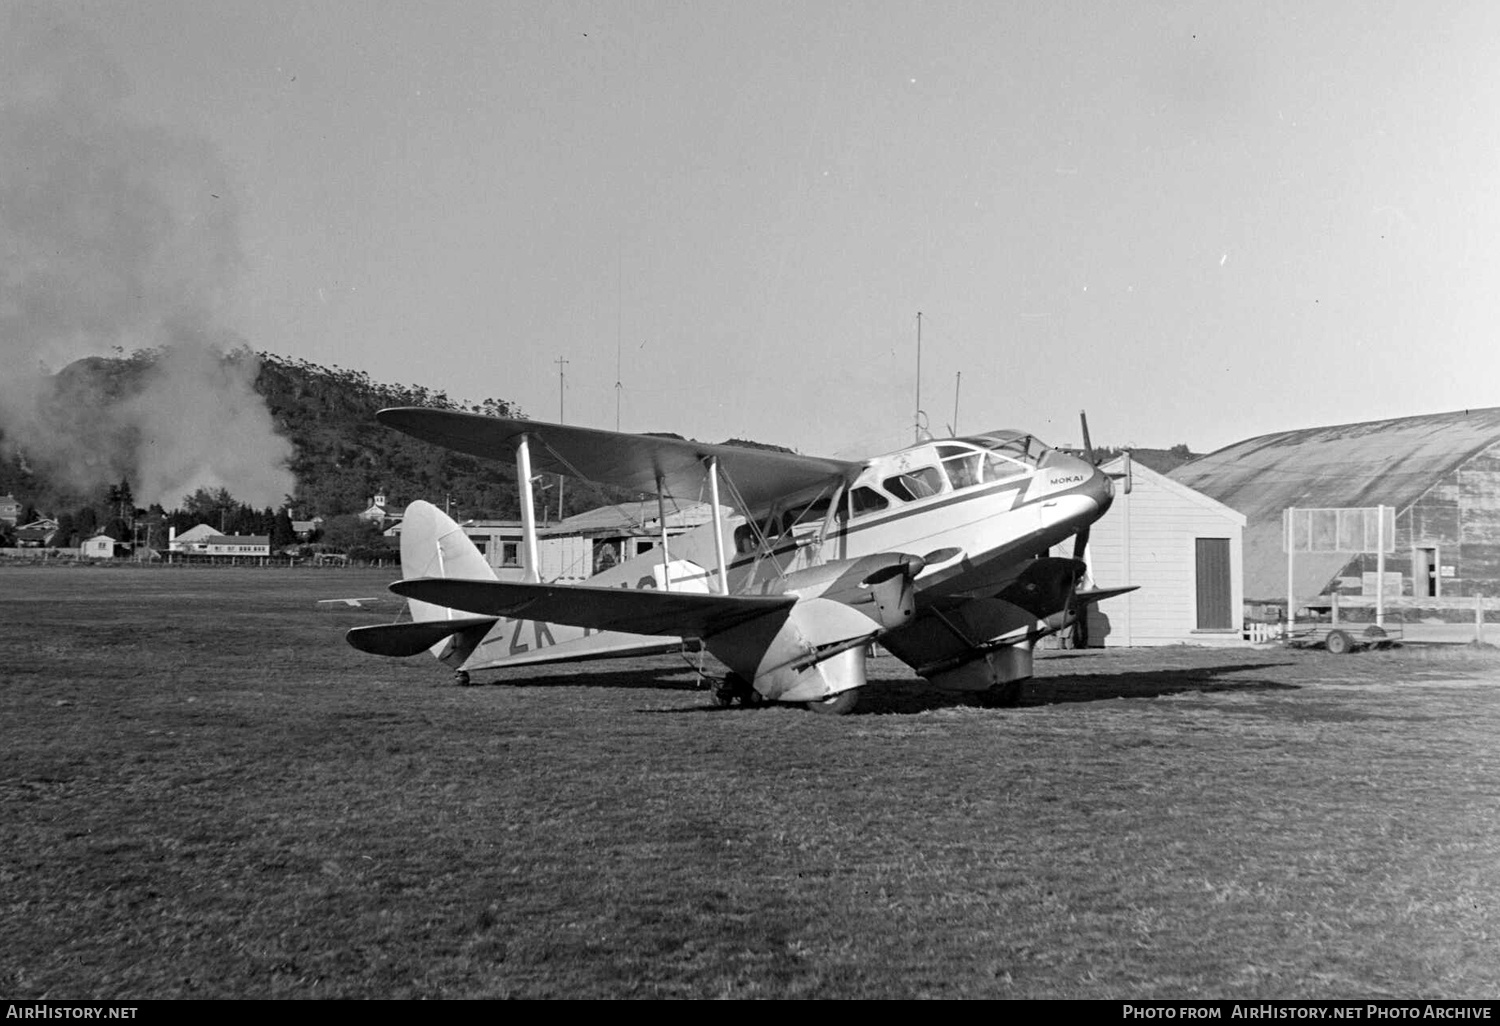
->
81, 534, 116, 559
382, 500, 720, 582
291, 517, 324, 540
201, 535, 270, 557
358, 494, 400, 528
0, 495, 20, 525
14, 521, 62, 548
1172, 407, 1500, 609
169, 524, 218, 551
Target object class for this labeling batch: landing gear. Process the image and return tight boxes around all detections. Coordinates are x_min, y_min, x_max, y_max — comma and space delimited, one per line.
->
980, 680, 1023, 708
452, 670, 473, 687
711, 673, 759, 708
806, 689, 860, 715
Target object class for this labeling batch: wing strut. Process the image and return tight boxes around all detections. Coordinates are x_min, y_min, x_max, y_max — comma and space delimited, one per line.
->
655, 474, 671, 592
516, 432, 540, 583
707, 455, 729, 594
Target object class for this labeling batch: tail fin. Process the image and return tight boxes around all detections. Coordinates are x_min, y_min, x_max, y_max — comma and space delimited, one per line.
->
343, 500, 499, 666
399, 500, 497, 624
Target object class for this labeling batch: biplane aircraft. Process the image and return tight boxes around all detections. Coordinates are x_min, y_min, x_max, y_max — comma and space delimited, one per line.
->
347, 409, 1134, 713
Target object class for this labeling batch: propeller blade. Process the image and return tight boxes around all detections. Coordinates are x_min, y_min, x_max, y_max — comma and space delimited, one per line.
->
1072, 525, 1091, 563
1079, 410, 1096, 465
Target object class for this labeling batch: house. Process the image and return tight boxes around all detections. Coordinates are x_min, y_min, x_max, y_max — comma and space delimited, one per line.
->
291, 516, 324, 540
0, 495, 20, 526
168, 524, 218, 551
81, 534, 117, 559
200, 535, 270, 557
1052, 458, 1246, 647
14, 519, 62, 548
358, 494, 400, 528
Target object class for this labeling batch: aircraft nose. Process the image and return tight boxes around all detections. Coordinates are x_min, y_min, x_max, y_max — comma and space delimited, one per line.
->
1055, 452, 1115, 515
1091, 463, 1115, 516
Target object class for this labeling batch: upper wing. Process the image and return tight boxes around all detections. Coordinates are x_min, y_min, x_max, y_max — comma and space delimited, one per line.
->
389, 577, 796, 638
377, 407, 861, 512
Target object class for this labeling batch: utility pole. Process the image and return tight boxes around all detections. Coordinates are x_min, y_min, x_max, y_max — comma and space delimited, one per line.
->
555, 357, 569, 523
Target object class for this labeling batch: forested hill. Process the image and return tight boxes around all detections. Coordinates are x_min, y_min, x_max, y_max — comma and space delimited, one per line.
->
256, 352, 631, 519
1, 349, 1191, 524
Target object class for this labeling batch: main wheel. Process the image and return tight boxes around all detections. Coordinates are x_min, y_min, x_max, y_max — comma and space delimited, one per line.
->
806, 689, 860, 715
982, 680, 1024, 708
1325, 629, 1353, 656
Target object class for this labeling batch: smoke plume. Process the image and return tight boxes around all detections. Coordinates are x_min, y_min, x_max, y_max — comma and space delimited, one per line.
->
0, 4, 294, 508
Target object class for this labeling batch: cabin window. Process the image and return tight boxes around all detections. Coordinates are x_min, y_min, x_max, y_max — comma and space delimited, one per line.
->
941, 451, 984, 490
500, 541, 520, 566
883, 466, 944, 502
848, 486, 890, 518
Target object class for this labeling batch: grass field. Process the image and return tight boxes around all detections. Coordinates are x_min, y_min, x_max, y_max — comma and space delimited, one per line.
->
3, 565, 1500, 999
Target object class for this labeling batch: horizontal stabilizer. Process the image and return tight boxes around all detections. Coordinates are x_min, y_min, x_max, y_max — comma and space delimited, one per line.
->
346, 616, 500, 657
1074, 585, 1139, 605
389, 577, 796, 639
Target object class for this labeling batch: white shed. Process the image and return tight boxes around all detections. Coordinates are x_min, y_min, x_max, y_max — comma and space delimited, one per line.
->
1062, 457, 1247, 647
81, 534, 116, 559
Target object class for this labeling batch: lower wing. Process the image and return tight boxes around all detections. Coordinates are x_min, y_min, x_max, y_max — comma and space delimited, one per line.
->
388, 578, 796, 638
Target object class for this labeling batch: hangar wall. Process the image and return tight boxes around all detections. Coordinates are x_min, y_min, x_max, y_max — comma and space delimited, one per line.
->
1337, 439, 1500, 600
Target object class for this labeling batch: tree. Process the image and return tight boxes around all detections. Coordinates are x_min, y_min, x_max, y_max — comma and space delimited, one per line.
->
181, 487, 237, 532
271, 508, 297, 549
318, 514, 383, 553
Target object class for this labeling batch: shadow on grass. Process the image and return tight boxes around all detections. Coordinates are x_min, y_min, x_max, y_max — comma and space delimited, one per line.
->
472, 668, 709, 693
854, 662, 1300, 716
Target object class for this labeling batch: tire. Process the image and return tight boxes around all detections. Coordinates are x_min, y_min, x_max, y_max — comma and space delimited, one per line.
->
1325, 629, 1353, 656
806, 689, 860, 715
983, 680, 1024, 708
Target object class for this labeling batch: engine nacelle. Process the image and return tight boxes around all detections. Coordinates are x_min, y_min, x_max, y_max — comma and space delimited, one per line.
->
860, 561, 917, 629
704, 596, 879, 702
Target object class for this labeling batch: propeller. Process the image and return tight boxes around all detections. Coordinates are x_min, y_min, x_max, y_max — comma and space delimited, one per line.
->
1073, 411, 1097, 563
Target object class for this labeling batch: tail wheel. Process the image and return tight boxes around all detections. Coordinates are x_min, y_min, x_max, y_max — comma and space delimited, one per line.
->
453, 670, 473, 687
806, 689, 860, 715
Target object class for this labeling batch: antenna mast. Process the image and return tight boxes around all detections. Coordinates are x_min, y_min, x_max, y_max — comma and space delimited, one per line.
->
952, 370, 962, 437
555, 356, 569, 522
914, 311, 923, 444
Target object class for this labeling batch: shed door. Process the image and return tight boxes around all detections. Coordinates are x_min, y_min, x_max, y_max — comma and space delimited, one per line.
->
1195, 538, 1233, 629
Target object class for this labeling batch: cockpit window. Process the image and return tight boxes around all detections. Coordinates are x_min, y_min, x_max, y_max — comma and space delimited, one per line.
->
939, 446, 984, 490
883, 466, 944, 502
963, 430, 1050, 466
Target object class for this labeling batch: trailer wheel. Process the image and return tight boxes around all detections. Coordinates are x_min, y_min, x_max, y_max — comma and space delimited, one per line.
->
1325, 629, 1353, 656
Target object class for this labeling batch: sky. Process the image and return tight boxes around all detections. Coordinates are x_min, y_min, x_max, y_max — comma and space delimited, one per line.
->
11, 0, 1500, 460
